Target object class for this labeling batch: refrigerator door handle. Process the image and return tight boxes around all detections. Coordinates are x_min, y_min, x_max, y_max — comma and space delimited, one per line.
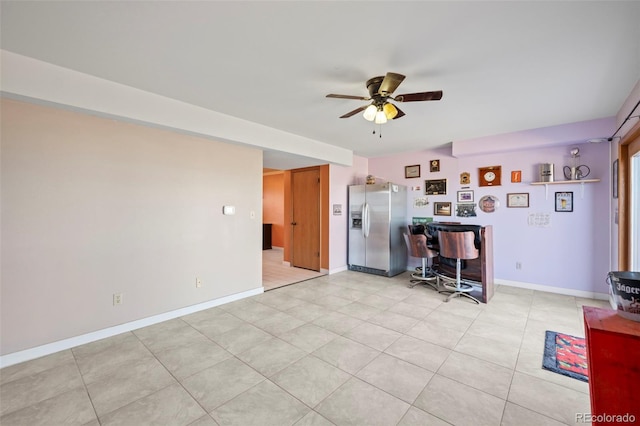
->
363, 203, 370, 238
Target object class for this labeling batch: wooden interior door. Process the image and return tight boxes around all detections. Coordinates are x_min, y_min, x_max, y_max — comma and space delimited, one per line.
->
291, 168, 320, 271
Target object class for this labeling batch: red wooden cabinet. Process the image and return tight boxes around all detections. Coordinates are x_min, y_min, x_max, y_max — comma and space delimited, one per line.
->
583, 306, 640, 425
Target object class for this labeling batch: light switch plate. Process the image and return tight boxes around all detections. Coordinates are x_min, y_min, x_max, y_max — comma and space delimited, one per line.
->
223, 205, 236, 215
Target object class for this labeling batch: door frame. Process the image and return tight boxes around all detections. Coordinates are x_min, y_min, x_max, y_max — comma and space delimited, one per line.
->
618, 120, 640, 270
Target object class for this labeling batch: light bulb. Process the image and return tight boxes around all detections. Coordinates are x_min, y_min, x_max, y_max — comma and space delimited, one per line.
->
375, 109, 387, 124
363, 104, 377, 121
383, 103, 398, 119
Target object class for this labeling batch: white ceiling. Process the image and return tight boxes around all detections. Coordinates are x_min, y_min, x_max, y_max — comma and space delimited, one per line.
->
1, 1, 639, 167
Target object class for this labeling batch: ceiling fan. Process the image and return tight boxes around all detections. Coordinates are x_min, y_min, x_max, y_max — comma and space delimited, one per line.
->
326, 72, 443, 124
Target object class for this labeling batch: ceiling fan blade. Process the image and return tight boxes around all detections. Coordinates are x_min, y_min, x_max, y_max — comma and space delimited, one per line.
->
392, 106, 406, 120
378, 72, 405, 95
394, 90, 443, 102
326, 94, 371, 101
339, 105, 368, 118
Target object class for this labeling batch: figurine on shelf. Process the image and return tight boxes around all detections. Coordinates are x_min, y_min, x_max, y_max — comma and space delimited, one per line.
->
563, 148, 591, 180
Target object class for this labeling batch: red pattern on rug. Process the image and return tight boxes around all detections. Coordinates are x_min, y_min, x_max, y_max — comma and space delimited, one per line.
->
555, 332, 588, 378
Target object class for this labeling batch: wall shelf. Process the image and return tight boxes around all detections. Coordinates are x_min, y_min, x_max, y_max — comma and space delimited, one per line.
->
530, 179, 600, 186
530, 179, 600, 199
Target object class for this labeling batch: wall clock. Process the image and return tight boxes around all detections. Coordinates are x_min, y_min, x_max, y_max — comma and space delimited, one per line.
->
479, 166, 502, 186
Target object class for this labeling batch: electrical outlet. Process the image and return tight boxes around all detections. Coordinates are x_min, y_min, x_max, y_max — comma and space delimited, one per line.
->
113, 293, 123, 306
196, 277, 202, 288
516, 262, 522, 270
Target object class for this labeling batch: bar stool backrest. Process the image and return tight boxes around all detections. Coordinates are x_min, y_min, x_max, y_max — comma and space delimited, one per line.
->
438, 231, 479, 261
406, 227, 437, 259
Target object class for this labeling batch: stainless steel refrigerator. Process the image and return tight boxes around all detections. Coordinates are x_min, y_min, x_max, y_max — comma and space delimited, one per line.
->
348, 182, 407, 277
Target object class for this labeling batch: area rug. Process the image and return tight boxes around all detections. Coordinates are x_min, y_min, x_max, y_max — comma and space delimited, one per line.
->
542, 331, 589, 382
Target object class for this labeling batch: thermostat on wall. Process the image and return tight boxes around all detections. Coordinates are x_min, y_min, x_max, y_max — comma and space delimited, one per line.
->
222, 205, 236, 215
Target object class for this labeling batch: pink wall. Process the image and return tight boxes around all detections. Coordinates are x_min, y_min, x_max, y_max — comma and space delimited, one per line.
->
329, 156, 368, 273
369, 118, 614, 296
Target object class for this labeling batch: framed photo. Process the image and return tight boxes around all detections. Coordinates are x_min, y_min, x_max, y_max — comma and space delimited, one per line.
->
457, 190, 474, 203
507, 192, 529, 208
456, 203, 477, 217
613, 159, 618, 199
555, 192, 573, 212
425, 179, 447, 195
430, 159, 440, 173
405, 164, 421, 179
434, 202, 452, 216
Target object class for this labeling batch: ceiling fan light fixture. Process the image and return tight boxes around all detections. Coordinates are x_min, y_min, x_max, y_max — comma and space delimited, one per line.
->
363, 104, 377, 121
383, 102, 398, 119
374, 108, 387, 124
327, 72, 443, 127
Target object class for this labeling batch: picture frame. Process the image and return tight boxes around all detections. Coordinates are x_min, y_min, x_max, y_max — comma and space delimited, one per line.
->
405, 164, 421, 179
555, 191, 573, 212
613, 159, 618, 199
457, 190, 474, 203
460, 172, 471, 185
507, 192, 529, 208
456, 203, 477, 217
414, 197, 429, 207
430, 159, 440, 173
425, 179, 447, 195
511, 170, 522, 183
412, 217, 434, 225
434, 202, 452, 216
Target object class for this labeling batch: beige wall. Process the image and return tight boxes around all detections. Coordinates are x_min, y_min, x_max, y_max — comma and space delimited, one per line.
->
1, 99, 263, 355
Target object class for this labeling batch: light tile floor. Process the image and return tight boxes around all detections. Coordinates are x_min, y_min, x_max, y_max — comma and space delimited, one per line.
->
0, 271, 612, 425
262, 247, 325, 291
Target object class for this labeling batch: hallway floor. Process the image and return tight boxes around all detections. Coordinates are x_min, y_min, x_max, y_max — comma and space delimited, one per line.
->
262, 247, 324, 291
0, 270, 612, 425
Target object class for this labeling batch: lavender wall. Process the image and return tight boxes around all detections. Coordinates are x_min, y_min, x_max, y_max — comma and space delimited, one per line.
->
369, 119, 614, 297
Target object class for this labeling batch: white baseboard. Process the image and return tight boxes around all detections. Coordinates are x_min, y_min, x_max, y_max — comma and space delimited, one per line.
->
329, 265, 349, 274
0, 287, 264, 369
401, 269, 610, 301
495, 278, 609, 300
